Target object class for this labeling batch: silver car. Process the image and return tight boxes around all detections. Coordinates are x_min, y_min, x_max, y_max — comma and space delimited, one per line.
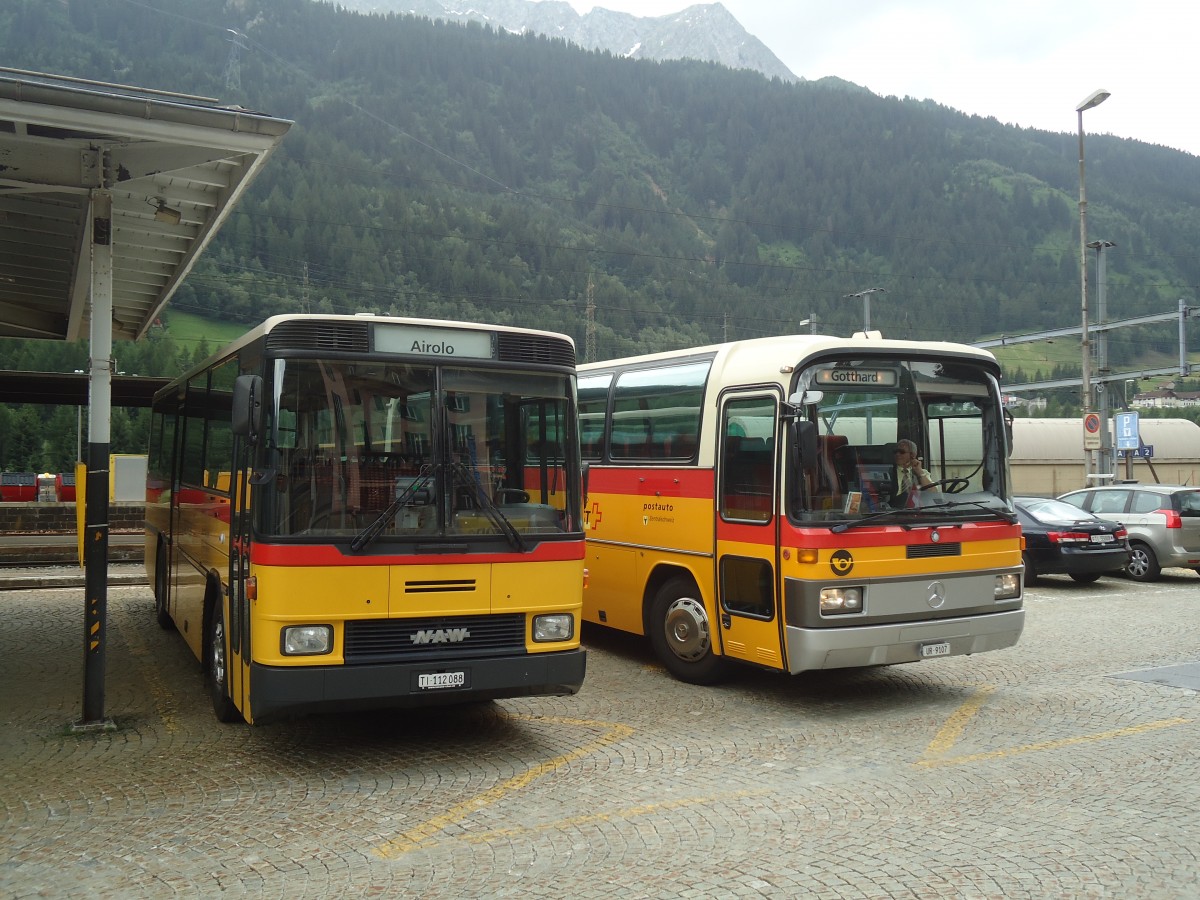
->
1057, 484, 1200, 581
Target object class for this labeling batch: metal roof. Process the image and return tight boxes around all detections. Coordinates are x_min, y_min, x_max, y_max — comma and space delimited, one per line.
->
0, 67, 291, 343
0, 370, 167, 407
1011, 417, 1200, 462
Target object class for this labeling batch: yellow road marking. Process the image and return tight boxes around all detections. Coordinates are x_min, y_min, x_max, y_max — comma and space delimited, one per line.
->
457, 789, 769, 845
920, 684, 997, 761
917, 716, 1192, 768
919, 685, 1193, 768
372, 714, 633, 859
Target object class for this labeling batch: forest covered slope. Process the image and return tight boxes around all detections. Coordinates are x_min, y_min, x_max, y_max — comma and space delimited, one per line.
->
2, 0, 1200, 470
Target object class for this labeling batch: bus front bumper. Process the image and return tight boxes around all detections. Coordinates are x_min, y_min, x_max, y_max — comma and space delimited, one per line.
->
247, 649, 586, 723
784, 609, 1025, 673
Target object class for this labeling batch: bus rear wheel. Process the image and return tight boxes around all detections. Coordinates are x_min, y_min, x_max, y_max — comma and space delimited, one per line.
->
207, 601, 243, 724
649, 576, 729, 685
153, 553, 172, 630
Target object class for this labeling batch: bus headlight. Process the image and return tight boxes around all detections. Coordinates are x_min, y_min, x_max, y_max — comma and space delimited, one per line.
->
282, 625, 333, 655
819, 587, 863, 615
533, 614, 574, 642
994, 574, 1021, 600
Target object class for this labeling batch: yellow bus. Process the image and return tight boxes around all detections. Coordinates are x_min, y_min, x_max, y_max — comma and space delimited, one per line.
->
146, 314, 585, 723
578, 333, 1024, 684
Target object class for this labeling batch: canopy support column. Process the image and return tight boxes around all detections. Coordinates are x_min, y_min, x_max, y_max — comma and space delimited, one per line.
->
77, 188, 115, 731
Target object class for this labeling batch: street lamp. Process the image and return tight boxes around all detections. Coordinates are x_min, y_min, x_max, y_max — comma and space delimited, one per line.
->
1089, 239, 1116, 475
844, 288, 885, 334
1077, 88, 1110, 477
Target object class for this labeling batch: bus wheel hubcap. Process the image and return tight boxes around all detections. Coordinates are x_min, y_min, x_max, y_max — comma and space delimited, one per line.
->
664, 596, 710, 662
212, 619, 226, 687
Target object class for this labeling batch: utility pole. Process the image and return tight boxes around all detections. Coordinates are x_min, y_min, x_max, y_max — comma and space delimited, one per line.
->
584, 273, 596, 363
1076, 88, 1111, 479
1089, 240, 1116, 476
844, 288, 885, 334
224, 29, 248, 96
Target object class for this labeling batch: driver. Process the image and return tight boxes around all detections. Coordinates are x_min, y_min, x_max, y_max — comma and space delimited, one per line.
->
892, 439, 934, 506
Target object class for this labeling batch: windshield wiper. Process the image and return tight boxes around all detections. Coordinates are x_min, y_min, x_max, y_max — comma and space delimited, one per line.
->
926, 499, 1017, 523
830, 499, 1015, 534
450, 461, 526, 552
350, 465, 434, 552
830, 508, 910, 533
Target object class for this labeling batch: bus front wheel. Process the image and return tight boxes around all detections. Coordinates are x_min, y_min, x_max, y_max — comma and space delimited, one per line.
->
207, 600, 243, 724
649, 576, 729, 685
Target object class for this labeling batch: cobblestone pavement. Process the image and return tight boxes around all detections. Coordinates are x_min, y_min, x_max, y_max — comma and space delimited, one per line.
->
2, 571, 1197, 899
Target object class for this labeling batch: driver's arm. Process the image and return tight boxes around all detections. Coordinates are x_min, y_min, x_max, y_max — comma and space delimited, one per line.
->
912, 462, 935, 489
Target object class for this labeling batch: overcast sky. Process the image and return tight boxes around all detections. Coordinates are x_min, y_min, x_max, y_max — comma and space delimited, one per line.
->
562, 1, 1197, 157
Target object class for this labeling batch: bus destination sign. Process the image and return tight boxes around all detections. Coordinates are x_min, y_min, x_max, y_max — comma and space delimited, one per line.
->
375, 324, 495, 360
813, 367, 899, 388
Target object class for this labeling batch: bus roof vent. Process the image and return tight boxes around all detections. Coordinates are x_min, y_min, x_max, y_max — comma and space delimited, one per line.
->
268, 321, 370, 353
496, 333, 576, 367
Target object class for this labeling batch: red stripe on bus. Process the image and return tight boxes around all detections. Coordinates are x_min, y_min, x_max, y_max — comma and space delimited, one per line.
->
587, 465, 714, 497
251, 540, 585, 567
784, 520, 1021, 548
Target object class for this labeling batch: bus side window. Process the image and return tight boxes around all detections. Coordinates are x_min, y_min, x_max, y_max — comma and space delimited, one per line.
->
721, 436, 772, 522
665, 432, 697, 460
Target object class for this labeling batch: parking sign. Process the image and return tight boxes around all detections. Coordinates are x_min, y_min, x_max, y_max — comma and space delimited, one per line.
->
1115, 411, 1139, 450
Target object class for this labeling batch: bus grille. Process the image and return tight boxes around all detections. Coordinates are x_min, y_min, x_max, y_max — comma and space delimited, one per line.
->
496, 333, 575, 367
343, 614, 526, 664
907, 542, 962, 558
267, 321, 370, 353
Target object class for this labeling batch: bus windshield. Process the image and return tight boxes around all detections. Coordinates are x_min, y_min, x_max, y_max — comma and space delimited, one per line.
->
260, 358, 578, 541
792, 356, 1011, 524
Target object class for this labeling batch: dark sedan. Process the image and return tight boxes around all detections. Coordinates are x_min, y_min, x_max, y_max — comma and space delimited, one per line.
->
1015, 497, 1131, 585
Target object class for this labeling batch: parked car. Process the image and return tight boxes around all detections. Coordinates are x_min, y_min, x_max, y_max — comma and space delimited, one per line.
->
1056, 484, 1200, 582
1015, 497, 1130, 585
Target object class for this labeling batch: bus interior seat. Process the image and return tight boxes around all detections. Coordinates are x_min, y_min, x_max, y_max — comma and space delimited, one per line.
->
817, 435, 848, 493
581, 432, 603, 459
664, 433, 697, 460
725, 436, 772, 490
831, 442, 859, 490
857, 443, 896, 466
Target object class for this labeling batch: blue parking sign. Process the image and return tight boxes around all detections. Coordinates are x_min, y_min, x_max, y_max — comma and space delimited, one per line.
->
1115, 412, 1139, 450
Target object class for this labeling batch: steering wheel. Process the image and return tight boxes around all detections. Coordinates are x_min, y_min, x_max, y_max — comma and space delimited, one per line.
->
921, 477, 970, 494
495, 488, 530, 504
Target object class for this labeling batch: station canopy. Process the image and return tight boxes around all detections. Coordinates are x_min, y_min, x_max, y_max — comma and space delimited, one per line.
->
0, 67, 290, 349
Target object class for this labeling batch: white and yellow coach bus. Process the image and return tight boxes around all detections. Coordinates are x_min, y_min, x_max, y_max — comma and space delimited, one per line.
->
146, 314, 585, 723
578, 333, 1024, 684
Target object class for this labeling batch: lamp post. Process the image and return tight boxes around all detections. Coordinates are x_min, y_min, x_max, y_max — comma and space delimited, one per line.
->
844, 288, 885, 334
1077, 88, 1110, 478
1089, 239, 1116, 476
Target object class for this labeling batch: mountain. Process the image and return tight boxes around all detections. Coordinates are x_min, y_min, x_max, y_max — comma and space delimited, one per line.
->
2, 0, 1199, 383
327, 0, 798, 82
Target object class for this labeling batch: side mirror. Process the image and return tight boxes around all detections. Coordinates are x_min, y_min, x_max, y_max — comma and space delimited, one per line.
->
788, 390, 824, 407
232, 374, 263, 445
794, 420, 818, 469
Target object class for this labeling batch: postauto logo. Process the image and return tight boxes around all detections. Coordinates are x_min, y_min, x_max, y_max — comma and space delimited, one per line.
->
830, 549, 854, 576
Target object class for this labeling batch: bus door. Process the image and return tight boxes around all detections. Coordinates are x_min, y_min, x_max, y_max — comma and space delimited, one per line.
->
226, 429, 255, 712
715, 392, 786, 671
